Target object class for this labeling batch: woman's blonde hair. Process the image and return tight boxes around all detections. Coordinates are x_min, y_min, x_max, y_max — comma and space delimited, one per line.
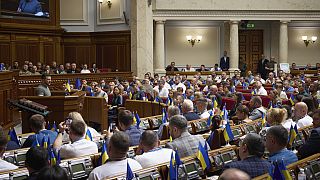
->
267, 108, 287, 125
68, 112, 87, 126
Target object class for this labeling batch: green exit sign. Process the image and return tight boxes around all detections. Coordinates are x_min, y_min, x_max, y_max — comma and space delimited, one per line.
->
247, 23, 255, 28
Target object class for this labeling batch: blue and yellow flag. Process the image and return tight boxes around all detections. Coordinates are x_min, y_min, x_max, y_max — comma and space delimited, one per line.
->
7, 128, 20, 146
166, 97, 173, 106
98, 141, 109, 166
32, 134, 40, 147
135, 112, 141, 129
75, 78, 81, 90
272, 160, 292, 180
51, 121, 58, 133
126, 160, 134, 180
223, 122, 234, 142
279, 160, 291, 180
132, 112, 137, 125
168, 152, 176, 180
50, 149, 57, 166
197, 142, 211, 170
289, 94, 295, 106
207, 110, 213, 126
269, 101, 274, 109
206, 131, 214, 148
251, 89, 256, 95
213, 97, 218, 109
41, 135, 50, 149
128, 91, 133, 100
288, 124, 298, 146
66, 79, 71, 92
85, 129, 93, 141
220, 104, 228, 121
261, 113, 266, 127
162, 108, 168, 124
46, 121, 51, 130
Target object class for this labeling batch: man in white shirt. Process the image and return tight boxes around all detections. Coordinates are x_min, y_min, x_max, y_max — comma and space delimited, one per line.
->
183, 64, 195, 72
135, 130, 174, 168
89, 132, 142, 180
196, 98, 211, 119
293, 102, 313, 128
255, 81, 268, 96
0, 127, 18, 172
53, 120, 98, 159
153, 80, 169, 98
171, 76, 186, 93
80, 64, 91, 73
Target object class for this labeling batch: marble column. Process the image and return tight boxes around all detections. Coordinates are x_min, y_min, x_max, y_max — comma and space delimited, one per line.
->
229, 20, 240, 72
154, 20, 166, 75
131, 0, 153, 78
279, 21, 289, 64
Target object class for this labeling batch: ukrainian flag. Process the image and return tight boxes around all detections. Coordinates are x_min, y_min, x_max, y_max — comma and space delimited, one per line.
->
207, 111, 213, 126
197, 142, 211, 170
269, 101, 273, 109
279, 160, 292, 180
288, 124, 298, 146
7, 128, 20, 146
223, 122, 234, 142
132, 112, 137, 125
169, 135, 173, 142
251, 89, 256, 95
57, 150, 61, 165
50, 149, 57, 166
75, 78, 81, 90
206, 131, 214, 148
51, 121, 58, 133
66, 79, 71, 92
168, 152, 176, 180
289, 94, 295, 106
261, 113, 266, 127
98, 141, 108, 166
85, 129, 93, 141
162, 108, 168, 124
128, 91, 133, 99
135, 112, 141, 129
32, 134, 40, 147
126, 160, 134, 180
166, 97, 173, 106
272, 160, 292, 180
213, 97, 218, 108
41, 135, 50, 149
46, 121, 51, 130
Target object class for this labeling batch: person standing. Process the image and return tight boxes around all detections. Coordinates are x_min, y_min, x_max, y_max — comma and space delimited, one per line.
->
36, 74, 51, 96
258, 54, 269, 80
220, 51, 230, 71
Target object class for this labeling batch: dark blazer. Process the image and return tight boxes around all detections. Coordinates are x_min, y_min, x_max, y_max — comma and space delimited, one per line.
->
183, 112, 201, 121
298, 127, 320, 159
257, 59, 269, 79
220, 56, 230, 70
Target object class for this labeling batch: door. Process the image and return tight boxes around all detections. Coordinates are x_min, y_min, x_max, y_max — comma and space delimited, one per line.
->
239, 30, 263, 74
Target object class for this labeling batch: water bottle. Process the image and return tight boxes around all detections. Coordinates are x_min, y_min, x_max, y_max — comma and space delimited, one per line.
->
298, 168, 307, 180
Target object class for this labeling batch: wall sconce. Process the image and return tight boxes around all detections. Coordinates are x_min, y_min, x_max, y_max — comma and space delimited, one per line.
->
186, 35, 202, 47
98, 0, 112, 8
302, 36, 317, 47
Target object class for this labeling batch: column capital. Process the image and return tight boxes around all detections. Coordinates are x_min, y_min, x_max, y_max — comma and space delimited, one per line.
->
155, 20, 166, 24
229, 20, 241, 24
280, 20, 291, 24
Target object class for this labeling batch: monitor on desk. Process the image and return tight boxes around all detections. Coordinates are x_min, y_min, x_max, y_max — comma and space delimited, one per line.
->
1, 0, 50, 20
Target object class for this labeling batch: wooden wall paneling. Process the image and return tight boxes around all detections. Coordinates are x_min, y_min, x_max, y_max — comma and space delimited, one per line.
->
0, 43, 11, 66
44, 43, 55, 64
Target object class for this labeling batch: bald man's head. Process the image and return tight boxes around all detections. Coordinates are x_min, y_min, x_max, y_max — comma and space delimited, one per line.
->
219, 169, 251, 180
294, 102, 308, 119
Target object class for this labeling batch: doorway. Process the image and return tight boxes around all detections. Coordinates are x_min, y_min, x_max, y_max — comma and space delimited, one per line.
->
239, 30, 263, 74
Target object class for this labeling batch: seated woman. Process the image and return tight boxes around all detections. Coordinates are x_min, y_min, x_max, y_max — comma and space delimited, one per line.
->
235, 105, 252, 124
259, 108, 286, 137
206, 115, 223, 149
269, 89, 282, 108
229, 92, 245, 118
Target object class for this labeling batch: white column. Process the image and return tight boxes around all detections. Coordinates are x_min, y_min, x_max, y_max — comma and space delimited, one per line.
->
279, 21, 289, 64
131, 0, 153, 78
229, 20, 240, 72
154, 20, 166, 75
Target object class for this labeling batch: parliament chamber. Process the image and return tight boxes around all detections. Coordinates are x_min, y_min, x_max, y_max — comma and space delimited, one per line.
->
1, 0, 320, 180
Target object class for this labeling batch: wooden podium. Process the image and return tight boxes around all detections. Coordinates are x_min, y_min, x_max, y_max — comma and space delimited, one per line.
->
20, 91, 85, 133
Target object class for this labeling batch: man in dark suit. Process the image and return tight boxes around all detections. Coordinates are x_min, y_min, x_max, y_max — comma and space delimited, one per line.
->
298, 109, 320, 159
257, 54, 269, 80
220, 51, 230, 71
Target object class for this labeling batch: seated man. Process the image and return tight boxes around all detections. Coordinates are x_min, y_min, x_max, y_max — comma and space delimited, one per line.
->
53, 120, 98, 159
93, 85, 108, 103
25, 146, 49, 180
0, 127, 18, 172
266, 125, 298, 166
298, 109, 320, 159
135, 131, 174, 168
196, 98, 210, 119
118, 110, 143, 146
23, 114, 58, 148
224, 133, 271, 178
220, 168, 251, 180
249, 96, 266, 120
166, 115, 209, 158
89, 132, 142, 179
254, 81, 268, 96
182, 99, 200, 121
157, 105, 180, 139
293, 102, 313, 128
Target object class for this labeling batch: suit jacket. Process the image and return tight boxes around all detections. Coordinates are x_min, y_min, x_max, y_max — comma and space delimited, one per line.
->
298, 127, 320, 159
183, 112, 200, 121
257, 59, 269, 78
220, 56, 230, 70
225, 156, 271, 178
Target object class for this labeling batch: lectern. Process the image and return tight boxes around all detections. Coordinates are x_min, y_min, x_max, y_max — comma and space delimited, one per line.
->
20, 91, 85, 133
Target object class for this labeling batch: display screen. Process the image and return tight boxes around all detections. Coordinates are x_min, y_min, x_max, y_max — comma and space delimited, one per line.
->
185, 163, 197, 173
222, 154, 231, 162
312, 164, 320, 173
140, 176, 152, 180
71, 163, 85, 173
1, 0, 50, 19
232, 129, 240, 136
247, 126, 254, 132
13, 175, 28, 180
17, 154, 26, 163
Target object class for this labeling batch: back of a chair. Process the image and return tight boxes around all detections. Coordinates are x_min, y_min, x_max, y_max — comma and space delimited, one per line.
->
221, 97, 236, 110
160, 124, 170, 140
